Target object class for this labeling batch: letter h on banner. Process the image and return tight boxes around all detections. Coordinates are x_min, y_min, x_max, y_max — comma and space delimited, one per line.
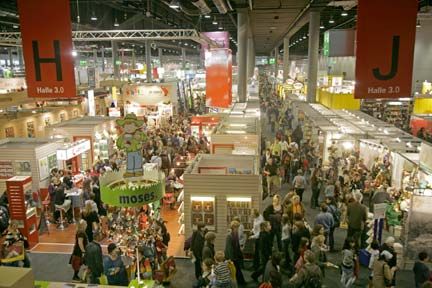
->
32, 40, 63, 81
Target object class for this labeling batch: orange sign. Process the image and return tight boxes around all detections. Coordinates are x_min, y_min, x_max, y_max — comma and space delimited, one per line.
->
354, 0, 417, 99
206, 49, 232, 108
17, 0, 76, 98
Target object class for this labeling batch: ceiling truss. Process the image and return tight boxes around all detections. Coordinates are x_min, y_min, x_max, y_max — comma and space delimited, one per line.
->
0, 29, 219, 48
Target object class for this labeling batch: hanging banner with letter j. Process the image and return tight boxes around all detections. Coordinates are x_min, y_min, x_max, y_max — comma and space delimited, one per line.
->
17, 0, 76, 98
354, 0, 417, 99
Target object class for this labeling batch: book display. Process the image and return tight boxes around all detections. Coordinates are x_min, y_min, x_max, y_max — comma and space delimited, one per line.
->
191, 196, 215, 230
227, 198, 252, 231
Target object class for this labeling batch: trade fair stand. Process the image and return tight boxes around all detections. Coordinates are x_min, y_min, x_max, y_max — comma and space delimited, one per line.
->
190, 115, 221, 138
211, 116, 260, 155
46, 116, 118, 169
183, 154, 262, 253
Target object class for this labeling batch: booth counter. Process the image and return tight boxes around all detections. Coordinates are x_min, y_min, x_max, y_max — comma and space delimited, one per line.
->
46, 116, 117, 169
183, 154, 261, 252
0, 138, 62, 193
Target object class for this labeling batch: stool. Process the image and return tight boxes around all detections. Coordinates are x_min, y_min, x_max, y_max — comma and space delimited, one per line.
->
41, 196, 51, 225
55, 199, 71, 230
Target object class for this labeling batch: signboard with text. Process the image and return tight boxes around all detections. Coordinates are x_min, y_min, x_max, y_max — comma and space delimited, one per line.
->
354, 0, 417, 99
17, 0, 76, 98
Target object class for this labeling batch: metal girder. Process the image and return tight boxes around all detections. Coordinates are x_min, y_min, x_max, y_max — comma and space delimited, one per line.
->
0, 29, 220, 48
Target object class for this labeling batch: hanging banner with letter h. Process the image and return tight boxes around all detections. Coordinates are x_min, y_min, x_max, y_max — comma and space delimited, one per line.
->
17, 0, 76, 98
354, 0, 417, 99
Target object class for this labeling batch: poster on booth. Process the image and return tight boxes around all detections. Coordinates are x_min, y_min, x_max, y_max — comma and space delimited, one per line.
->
17, 0, 76, 98
354, 0, 417, 99
205, 48, 232, 108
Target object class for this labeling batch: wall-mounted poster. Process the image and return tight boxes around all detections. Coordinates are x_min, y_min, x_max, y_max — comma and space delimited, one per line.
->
72, 109, 78, 117
38, 157, 49, 180
0, 160, 14, 179
26, 121, 35, 138
59, 113, 66, 122
5, 127, 14, 138
47, 153, 57, 171
14, 160, 31, 176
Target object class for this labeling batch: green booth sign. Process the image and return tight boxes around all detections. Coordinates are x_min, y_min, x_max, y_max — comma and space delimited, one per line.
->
101, 180, 164, 207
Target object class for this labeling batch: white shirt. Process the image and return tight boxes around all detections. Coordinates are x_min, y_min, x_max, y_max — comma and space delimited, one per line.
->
280, 141, 289, 152
251, 215, 264, 239
282, 223, 291, 241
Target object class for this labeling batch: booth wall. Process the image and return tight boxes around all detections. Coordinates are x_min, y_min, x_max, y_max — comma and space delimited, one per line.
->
211, 134, 259, 155
183, 174, 261, 252
0, 105, 84, 139
319, 56, 355, 80
412, 19, 432, 93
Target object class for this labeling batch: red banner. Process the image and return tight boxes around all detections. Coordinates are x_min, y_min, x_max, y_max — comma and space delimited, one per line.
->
205, 49, 232, 108
17, 0, 76, 98
354, 0, 417, 99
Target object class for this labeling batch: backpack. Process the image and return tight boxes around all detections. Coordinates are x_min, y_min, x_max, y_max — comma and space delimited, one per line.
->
226, 260, 236, 281
329, 204, 341, 228
304, 274, 322, 288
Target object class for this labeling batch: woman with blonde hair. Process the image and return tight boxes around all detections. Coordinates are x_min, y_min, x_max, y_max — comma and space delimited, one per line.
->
82, 200, 99, 242
70, 219, 88, 281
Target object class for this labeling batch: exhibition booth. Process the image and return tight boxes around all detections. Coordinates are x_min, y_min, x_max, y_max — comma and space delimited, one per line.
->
122, 82, 179, 126
46, 116, 117, 169
190, 115, 221, 138
183, 154, 261, 252
211, 116, 260, 155
0, 138, 62, 193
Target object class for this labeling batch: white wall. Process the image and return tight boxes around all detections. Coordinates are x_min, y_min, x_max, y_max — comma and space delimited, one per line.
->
412, 19, 432, 93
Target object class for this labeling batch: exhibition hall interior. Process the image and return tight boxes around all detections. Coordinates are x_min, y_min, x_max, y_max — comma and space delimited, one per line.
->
0, 0, 432, 287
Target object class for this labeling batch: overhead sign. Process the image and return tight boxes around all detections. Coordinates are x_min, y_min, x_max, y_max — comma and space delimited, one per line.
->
354, 0, 417, 99
205, 48, 232, 108
123, 82, 177, 106
57, 140, 91, 161
269, 58, 276, 65
17, 0, 76, 98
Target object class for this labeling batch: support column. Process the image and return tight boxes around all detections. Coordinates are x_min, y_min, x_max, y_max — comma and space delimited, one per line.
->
237, 8, 248, 103
17, 47, 23, 68
274, 48, 278, 78
112, 41, 119, 78
181, 48, 186, 70
132, 49, 136, 69
283, 37, 290, 81
247, 37, 255, 78
8, 48, 13, 69
93, 49, 97, 68
145, 40, 152, 83
101, 48, 105, 72
158, 48, 163, 67
307, 10, 320, 103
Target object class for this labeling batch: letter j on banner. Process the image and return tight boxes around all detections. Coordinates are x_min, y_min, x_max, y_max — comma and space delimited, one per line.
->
354, 0, 417, 99
17, 0, 76, 98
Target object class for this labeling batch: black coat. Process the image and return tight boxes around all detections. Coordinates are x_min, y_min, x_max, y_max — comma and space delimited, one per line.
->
191, 230, 205, 259
259, 230, 273, 264
84, 241, 103, 276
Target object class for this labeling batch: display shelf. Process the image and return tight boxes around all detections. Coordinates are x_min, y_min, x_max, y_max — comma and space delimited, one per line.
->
191, 196, 215, 230
227, 198, 252, 231
361, 100, 413, 130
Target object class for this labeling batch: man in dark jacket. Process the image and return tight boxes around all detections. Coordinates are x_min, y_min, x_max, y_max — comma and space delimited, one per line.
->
251, 221, 273, 282
191, 222, 206, 279
225, 221, 246, 285
347, 192, 367, 248
85, 240, 104, 284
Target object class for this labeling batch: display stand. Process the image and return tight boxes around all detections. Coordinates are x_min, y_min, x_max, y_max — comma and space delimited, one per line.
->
0, 138, 61, 193
47, 116, 117, 167
6, 176, 39, 248
183, 154, 261, 251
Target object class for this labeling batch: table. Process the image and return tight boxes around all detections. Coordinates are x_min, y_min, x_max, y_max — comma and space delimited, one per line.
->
65, 188, 83, 222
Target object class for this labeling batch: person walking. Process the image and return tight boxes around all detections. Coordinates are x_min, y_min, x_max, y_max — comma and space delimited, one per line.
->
292, 169, 306, 201
70, 219, 88, 281
84, 238, 103, 284
191, 222, 206, 279
251, 209, 264, 270
347, 192, 367, 248
288, 250, 322, 287
82, 200, 100, 243
202, 231, 216, 261
225, 220, 246, 285
251, 221, 273, 282
413, 252, 431, 288
310, 168, 323, 209
263, 195, 283, 251
281, 214, 291, 269
372, 251, 398, 288
380, 236, 398, 287
103, 243, 128, 286
341, 237, 357, 288
314, 203, 335, 247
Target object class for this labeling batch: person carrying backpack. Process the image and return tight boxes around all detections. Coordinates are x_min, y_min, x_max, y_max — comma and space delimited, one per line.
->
289, 250, 322, 288
292, 169, 306, 202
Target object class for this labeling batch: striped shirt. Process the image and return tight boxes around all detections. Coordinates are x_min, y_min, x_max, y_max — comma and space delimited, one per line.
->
214, 261, 232, 287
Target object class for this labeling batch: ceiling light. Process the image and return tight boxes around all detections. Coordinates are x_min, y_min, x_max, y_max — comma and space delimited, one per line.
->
341, 11, 348, 17
269, 26, 276, 30
91, 11, 97, 21
329, 17, 335, 24
212, 16, 218, 25
416, 19, 421, 28
320, 22, 324, 29
72, 50, 78, 57
169, 0, 180, 9
114, 18, 119, 27
204, 14, 211, 19
13, 24, 19, 29
303, 35, 307, 39
218, 25, 223, 30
